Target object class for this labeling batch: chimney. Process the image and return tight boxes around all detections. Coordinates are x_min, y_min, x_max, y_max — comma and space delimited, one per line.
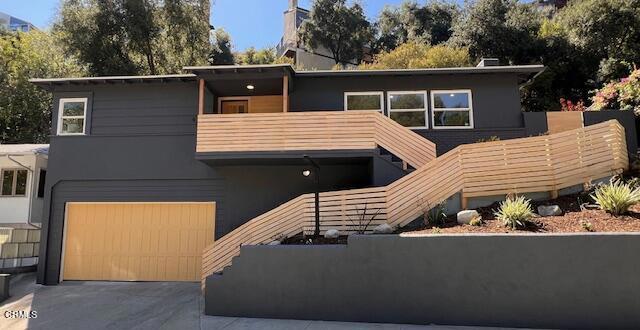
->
476, 58, 500, 67
289, 0, 298, 10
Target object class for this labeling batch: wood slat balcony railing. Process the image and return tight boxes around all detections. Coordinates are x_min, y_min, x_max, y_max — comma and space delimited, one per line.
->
197, 111, 437, 169
202, 120, 629, 286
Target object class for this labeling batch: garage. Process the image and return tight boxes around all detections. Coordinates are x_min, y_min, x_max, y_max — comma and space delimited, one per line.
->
61, 202, 215, 282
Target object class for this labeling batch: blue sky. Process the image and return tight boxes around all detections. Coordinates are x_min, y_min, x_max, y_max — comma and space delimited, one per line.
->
0, 0, 465, 51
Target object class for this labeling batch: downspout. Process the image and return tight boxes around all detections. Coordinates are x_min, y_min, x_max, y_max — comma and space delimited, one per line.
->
5, 154, 35, 227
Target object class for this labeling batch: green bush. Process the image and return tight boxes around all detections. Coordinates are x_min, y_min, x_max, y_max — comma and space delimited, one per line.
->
494, 196, 535, 230
590, 179, 640, 215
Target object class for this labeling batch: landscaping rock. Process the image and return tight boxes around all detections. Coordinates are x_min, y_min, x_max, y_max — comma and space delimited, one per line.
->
457, 210, 480, 225
267, 240, 281, 246
538, 205, 562, 217
373, 223, 394, 234
324, 229, 340, 239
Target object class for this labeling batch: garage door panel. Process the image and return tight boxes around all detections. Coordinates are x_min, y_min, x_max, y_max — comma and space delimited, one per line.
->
62, 202, 215, 282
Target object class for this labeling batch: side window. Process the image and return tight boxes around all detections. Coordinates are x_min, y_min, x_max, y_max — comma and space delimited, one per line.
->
387, 91, 428, 129
344, 92, 384, 112
37, 169, 47, 198
58, 98, 88, 135
431, 90, 474, 129
1, 169, 28, 197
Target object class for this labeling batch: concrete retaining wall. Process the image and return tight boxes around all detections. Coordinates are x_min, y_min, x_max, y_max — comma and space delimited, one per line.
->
206, 234, 640, 329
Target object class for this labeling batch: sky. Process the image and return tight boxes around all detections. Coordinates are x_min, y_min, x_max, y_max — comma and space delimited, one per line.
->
0, 0, 465, 51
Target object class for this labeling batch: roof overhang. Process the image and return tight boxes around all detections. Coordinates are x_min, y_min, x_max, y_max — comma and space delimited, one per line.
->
29, 74, 197, 91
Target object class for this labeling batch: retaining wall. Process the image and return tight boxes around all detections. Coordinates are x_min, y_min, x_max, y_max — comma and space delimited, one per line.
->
206, 234, 640, 329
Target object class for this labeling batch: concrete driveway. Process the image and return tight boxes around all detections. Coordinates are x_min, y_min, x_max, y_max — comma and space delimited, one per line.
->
0, 273, 529, 330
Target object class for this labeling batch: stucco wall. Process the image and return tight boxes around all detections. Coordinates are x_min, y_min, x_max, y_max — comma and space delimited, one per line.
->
206, 234, 640, 329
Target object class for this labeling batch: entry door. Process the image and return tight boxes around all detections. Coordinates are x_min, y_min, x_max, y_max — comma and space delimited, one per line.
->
220, 100, 249, 114
61, 202, 215, 282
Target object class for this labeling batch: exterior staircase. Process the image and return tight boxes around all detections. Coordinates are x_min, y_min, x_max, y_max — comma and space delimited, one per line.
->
201, 120, 629, 286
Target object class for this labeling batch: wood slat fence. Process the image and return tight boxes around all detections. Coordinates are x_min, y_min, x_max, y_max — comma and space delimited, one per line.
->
197, 111, 437, 169
202, 120, 628, 285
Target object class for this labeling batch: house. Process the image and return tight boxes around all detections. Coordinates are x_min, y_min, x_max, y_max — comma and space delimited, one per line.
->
0, 144, 48, 226
0, 12, 36, 32
276, 0, 364, 69
30, 61, 636, 285
0, 144, 47, 271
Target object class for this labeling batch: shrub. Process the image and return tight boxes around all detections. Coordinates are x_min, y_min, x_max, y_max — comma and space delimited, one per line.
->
591, 69, 640, 115
559, 98, 586, 111
476, 136, 500, 143
469, 217, 483, 226
348, 203, 381, 234
590, 179, 640, 215
580, 220, 594, 232
418, 199, 447, 227
494, 196, 535, 230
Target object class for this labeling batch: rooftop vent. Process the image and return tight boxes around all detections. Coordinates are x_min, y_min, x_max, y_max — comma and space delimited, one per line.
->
476, 58, 500, 67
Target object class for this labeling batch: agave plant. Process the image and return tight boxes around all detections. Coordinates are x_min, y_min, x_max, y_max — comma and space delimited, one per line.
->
590, 179, 640, 215
494, 195, 535, 230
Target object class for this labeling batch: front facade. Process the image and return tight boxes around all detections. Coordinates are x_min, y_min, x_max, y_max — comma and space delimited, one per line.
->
0, 12, 36, 32
32, 62, 545, 284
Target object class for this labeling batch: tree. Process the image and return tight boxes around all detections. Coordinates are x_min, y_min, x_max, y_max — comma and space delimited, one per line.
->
376, 1, 459, 52
449, 0, 545, 65
236, 47, 277, 65
360, 42, 471, 69
209, 28, 235, 65
0, 30, 86, 143
299, 0, 374, 65
55, 0, 212, 75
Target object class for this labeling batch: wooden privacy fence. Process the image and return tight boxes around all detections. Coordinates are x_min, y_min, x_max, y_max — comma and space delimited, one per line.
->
202, 120, 628, 284
197, 111, 437, 169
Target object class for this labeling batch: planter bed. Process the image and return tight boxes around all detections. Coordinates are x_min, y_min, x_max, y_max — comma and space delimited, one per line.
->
403, 193, 640, 235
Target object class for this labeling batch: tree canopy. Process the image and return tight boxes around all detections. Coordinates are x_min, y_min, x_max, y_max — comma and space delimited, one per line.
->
209, 28, 235, 65
360, 42, 471, 69
55, 0, 212, 75
299, 0, 374, 65
0, 30, 86, 143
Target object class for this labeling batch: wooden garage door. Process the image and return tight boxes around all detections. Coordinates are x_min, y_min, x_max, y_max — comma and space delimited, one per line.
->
62, 202, 215, 282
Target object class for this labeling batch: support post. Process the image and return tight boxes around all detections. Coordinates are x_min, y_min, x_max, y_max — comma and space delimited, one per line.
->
198, 79, 205, 115
461, 193, 468, 210
283, 75, 289, 112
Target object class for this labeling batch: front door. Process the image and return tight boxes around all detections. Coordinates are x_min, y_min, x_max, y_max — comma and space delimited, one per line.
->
220, 100, 249, 114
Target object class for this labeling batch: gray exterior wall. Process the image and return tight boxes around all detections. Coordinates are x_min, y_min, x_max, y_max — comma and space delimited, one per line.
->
38, 81, 373, 285
291, 73, 527, 154
206, 234, 640, 329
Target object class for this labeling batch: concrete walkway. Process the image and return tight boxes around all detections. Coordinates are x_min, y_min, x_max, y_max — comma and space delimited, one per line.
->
0, 273, 527, 330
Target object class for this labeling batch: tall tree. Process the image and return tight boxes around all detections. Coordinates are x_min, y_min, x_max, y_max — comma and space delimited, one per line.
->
55, 0, 212, 76
209, 28, 235, 65
237, 47, 277, 65
376, 1, 459, 52
0, 30, 86, 143
449, 0, 545, 65
299, 0, 374, 65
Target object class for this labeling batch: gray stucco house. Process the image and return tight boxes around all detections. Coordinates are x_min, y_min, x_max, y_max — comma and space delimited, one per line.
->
33, 61, 615, 285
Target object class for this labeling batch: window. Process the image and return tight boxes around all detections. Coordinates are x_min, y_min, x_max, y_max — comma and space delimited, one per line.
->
37, 169, 47, 198
344, 92, 384, 112
431, 90, 473, 129
57, 98, 88, 135
1, 169, 28, 197
387, 91, 428, 129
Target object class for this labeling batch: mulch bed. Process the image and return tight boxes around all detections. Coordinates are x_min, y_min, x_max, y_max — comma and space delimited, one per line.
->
281, 233, 349, 245
404, 194, 640, 235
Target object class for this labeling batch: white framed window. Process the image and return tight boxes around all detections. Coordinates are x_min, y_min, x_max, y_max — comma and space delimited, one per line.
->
1, 169, 28, 197
57, 98, 88, 135
387, 91, 428, 129
430, 90, 474, 129
344, 92, 384, 112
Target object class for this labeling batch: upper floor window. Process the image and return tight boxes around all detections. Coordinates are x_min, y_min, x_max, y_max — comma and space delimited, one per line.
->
431, 90, 473, 129
387, 91, 428, 129
1, 169, 27, 197
344, 92, 384, 112
57, 98, 87, 135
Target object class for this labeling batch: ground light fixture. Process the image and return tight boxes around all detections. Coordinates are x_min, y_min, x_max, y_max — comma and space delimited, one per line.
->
302, 155, 320, 237
246, 84, 255, 90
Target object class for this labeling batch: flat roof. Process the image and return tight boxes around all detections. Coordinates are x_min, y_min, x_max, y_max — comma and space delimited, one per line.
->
30, 64, 545, 88
0, 144, 49, 155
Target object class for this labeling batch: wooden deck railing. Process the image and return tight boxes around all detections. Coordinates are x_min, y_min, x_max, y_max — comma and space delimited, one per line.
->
197, 111, 437, 168
202, 120, 628, 285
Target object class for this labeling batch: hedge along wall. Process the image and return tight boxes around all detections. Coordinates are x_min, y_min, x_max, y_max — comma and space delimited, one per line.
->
205, 234, 640, 329
523, 110, 638, 156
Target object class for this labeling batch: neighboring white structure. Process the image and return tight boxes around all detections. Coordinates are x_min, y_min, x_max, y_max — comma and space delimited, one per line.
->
0, 144, 48, 226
